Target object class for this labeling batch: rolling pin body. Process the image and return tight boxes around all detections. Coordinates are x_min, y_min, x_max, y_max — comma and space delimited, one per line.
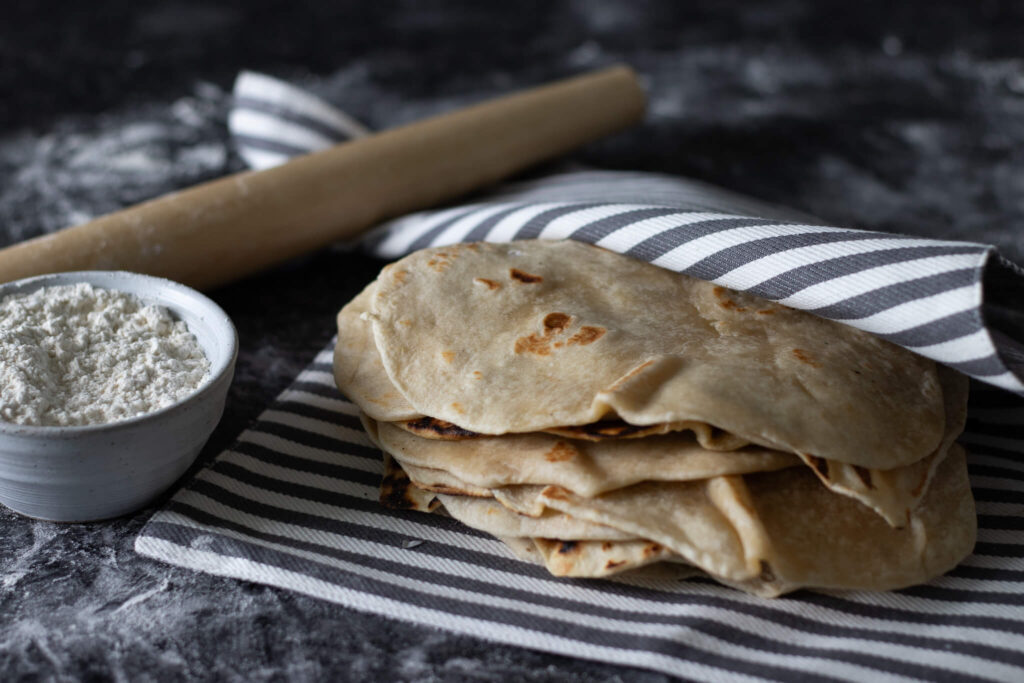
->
0, 66, 645, 290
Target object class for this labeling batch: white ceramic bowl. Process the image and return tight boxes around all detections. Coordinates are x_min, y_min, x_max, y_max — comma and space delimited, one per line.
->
0, 271, 237, 522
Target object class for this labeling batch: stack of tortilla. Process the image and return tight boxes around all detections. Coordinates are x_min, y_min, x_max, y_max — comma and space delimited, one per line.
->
334, 240, 975, 597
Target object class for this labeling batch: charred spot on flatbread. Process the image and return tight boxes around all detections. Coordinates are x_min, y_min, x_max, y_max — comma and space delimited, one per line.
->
474, 277, 501, 290
543, 312, 571, 332
548, 419, 655, 439
401, 416, 482, 440
379, 456, 439, 512
510, 268, 543, 283
544, 441, 578, 462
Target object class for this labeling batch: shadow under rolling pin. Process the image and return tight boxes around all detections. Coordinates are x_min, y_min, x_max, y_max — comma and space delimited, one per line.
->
0, 66, 646, 290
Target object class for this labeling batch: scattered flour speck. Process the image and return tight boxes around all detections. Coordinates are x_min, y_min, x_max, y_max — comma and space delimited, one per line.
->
0, 283, 210, 427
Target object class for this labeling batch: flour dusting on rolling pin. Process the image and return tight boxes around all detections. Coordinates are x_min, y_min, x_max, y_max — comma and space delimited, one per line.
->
0, 283, 209, 427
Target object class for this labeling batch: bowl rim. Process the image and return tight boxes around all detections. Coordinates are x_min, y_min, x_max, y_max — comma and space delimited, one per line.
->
0, 270, 238, 437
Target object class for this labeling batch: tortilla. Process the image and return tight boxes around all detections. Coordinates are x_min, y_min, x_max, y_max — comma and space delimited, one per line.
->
374, 431, 975, 595
436, 494, 636, 541
372, 364, 964, 527
492, 486, 552, 517
530, 538, 680, 577
544, 420, 749, 448
501, 537, 705, 583
368, 240, 944, 468
509, 538, 779, 594
379, 453, 439, 513
345, 240, 974, 596
372, 416, 800, 498
497, 446, 975, 595
334, 282, 420, 422
337, 283, 752, 448
508, 477, 769, 582
399, 459, 494, 497
394, 415, 751, 449
376, 365, 966, 526
792, 365, 968, 527
745, 444, 975, 593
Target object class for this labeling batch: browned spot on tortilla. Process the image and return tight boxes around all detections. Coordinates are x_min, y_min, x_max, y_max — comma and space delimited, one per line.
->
601, 542, 613, 551
759, 561, 776, 583
552, 420, 649, 439
427, 252, 456, 272
472, 370, 483, 380
567, 326, 606, 346
854, 466, 874, 489
756, 309, 776, 315
557, 541, 578, 555
713, 286, 747, 312
719, 300, 747, 311
398, 319, 413, 326
514, 332, 552, 356
403, 417, 481, 439
450, 402, 465, 414
792, 349, 822, 368
441, 350, 455, 363
543, 312, 571, 332
542, 486, 570, 501
510, 268, 543, 283
808, 455, 830, 478
393, 269, 409, 283
544, 441, 578, 462
516, 314, 602, 355
474, 277, 501, 290
642, 543, 662, 558
605, 560, 626, 569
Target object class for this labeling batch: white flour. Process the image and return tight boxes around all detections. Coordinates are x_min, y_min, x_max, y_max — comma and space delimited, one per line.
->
0, 283, 210, 427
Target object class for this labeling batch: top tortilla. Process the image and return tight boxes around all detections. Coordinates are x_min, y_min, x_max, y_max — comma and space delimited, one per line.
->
368, 240, 945, 468
335, 283, 750, 449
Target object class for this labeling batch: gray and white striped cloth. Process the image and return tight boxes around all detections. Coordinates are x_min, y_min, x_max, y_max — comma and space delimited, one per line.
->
136, 71, 1024, 681
227, 71, 1024, 395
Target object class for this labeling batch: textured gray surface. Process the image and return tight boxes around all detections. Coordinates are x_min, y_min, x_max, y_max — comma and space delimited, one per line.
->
2, 1, 1023, 680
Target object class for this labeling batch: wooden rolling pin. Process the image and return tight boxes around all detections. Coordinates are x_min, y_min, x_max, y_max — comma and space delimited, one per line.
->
0, 66, 645, 290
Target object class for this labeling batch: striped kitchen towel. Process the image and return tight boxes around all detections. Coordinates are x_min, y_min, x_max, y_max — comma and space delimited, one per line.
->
135, 71, 1024, 681
228, 70, 1024, 395
135, 345, 1024, 682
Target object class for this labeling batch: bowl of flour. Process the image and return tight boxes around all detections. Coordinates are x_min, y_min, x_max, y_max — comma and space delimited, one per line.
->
0, 271, 237, 521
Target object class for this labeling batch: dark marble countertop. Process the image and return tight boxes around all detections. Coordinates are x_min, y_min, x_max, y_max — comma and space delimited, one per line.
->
2, 1, 1023, 680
